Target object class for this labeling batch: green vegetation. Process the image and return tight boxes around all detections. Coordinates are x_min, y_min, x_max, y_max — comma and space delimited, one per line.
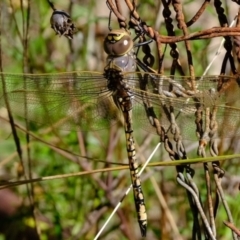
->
0, 0, 240, 239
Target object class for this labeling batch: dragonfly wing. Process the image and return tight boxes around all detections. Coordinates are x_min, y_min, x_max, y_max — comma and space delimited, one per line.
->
0, 72, 120, 131
127, 73, 240, 141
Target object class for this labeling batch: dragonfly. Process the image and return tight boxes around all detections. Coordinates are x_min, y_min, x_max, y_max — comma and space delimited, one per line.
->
1, 29, 240, 237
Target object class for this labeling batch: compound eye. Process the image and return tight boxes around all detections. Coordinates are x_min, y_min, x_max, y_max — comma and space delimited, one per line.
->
104, 33, 133, 56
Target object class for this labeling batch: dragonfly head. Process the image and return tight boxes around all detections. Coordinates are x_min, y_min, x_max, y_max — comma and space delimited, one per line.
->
104, 29, 133, 56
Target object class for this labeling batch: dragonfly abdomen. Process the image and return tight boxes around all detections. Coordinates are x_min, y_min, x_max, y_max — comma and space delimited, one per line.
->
125, 128, 147, 237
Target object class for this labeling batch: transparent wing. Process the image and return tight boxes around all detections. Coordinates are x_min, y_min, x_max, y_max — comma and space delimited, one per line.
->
0, 72, 120, 131
125, 73, 240, 140
1, 72, 240, 140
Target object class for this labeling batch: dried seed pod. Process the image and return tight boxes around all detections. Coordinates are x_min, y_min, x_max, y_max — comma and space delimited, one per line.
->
50, 10, 75, 39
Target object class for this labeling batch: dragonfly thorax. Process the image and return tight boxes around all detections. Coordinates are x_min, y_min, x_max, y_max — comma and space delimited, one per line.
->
103, 29, 134, 56
105, 53, 136, 72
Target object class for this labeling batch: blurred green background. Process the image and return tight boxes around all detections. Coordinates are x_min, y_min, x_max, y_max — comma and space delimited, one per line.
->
0, 1, 240, 240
